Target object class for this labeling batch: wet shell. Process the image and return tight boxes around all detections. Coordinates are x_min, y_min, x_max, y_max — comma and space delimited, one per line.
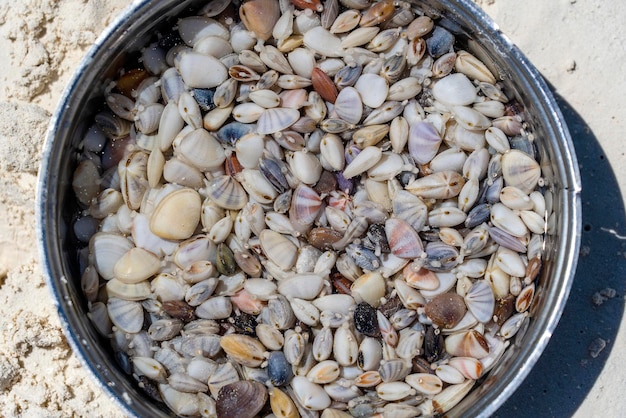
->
178, 52, 228, 89
216, 381, 268, 418
424, 293, 467, 329
107, 297, 144, 333
113, 247, 161, 284
149, 188, 201, 240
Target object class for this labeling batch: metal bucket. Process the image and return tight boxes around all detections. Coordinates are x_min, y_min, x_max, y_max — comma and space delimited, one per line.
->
37, 0, 582, 416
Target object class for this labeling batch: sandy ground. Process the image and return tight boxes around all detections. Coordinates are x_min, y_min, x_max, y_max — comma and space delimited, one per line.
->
0, 0, 624, 416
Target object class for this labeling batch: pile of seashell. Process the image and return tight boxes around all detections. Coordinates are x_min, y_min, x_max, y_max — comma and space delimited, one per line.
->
71, 0, 551, 416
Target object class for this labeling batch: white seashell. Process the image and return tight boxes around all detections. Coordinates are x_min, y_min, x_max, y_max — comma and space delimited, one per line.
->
207, 175, 248, 210
387, 77, 421, 101
113, 247, 161, 284
196, 295, 232, 320
290, 297, 320, 326
311, 295, 355, 316
232, 102, 265, 123
436, 364, 466, 384
358, 337, 383, 371
333, 323, 359, 366
501, 149, 541, 194
376, 381, 415, 401
248, 89, 281, 109
406, 170, 465, 199
193, 35, 232, 58
519, 209, 546, 234
350, 271, 386, 308
390, 116, 409, 153
394, 278, 426, 310
430, 148, 467, 174
455, 50, 496, 84
432, 379, 475, 414
235, 133, 265, 169
291, 376, 331, 411
330, 9, 361, 33
516, 283, 535, 312
431, 73, 477, 107
319, 134, 345, 172
133, 357, 168, 383
392, 190, 428, 232
238, 168, 279, 204
500, 186, 534, 211
403, 264, 439, 291
494, 246, 526, 278
287, 150, 323, 185
473, 100, 505, 118
342, 146, 382, 179
464, 280, 495, 323
367, 152, 404, 181
448, 356, 483, 381
162, 157, 204, 189
307, 360, 341, 384
106, 278, 151, 301
272, 7, 294, 40
278, 274, 324, 300
177, 16, 229, 46
406, 373, 444, 395
260, 230, 298, 271
177, 51, 227, 88
444, 330, 490, 359
341, 26, 380, 49
490, 203, 528, 237
303, 26, 344, 57
428, 206, 467, 228
453, 106, 491, 131
257, 107, 300, 135
90, 232, 134, 280
286, 48, 316, 80
260, 45, 294, 74
150, 188, 202, 240
334, 87, 363, 124
107, 297, 144, 333
202, 105, 233, 131
354, 73, 388, 108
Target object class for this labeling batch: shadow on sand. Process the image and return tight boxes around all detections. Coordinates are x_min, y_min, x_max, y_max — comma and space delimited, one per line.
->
494, 93, 626, 417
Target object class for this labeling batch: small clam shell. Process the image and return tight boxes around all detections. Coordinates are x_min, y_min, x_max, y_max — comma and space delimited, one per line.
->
107, 297, 144, 333
334, 87, 363, 124
425, 293, 467, 329
176, 128, 226, 171
350, 271, 386, 308
270, 386, 299, 418
428, 206, 467, 228
445, 330, 490, 359
289, 184, 322, 228
341, 26, 380, 49
392, 190, 428, 232
331, 9, 361, 33
376, 381, 415, 401
353, 124, 389, 148
90, 232, 134, 280
260, 45, 294, 75
408, 120, 442, 165
216, 381, 268, 418
256, 323, 285, 351
387, 77, 421, 101
490, 203, 528, 237
379, 358, 411, 382
196, 295, 232, 320
113, 247, 160, 284
239, 0, 281, 41
403, 264, 439, 291
406, 170, 465, 199
320, 134, 346, 171
385, 218, 424, 259
220, 334, 267, 367
360, 0, 394, 27
288, 150, 323, 185
303, 26, 344, 58
278, 274, 324, 300
257, 107, 301, 135
342, 146, 382, 179
260, 230, 298, 271
501, 149, 541, 194
207, 175, 248, 210
464, 280, 495, 323
291, 376, 332, 410
431, 73, 477, 107
354, 73, 388, 108
149, 188, 201, 240
311, 67, 339, 103
288, 48, 317, 79
455, 50, 496, 84
406, 373, 443, 395
363, 101, 403, 125
249, 89, 281, 108
306, 360, 341, 384
178, 52, 228, 89
334, 323, 359, 366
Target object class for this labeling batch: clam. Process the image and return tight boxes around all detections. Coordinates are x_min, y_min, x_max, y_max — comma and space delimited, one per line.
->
257, 107, 300, 135
260, 229, 298, 271
444, 330, 490, 359
406, 170, 465, 199
425, 293, 467, 329
291, 376, 332, 410
207, 175, 248, 210
239, 0, 280, 41
90, 232, 134, 280
149, 188, 201, 240
501, 149, 541, 194
385, 218, 424, 259
220, 334, 267, 367
431, 73, 477, 107
107, 297, 144, 334
113, 247, 160, 284
216, 381, 268, 418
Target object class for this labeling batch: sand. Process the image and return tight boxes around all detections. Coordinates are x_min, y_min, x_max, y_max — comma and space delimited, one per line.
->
0, 0, 623, 416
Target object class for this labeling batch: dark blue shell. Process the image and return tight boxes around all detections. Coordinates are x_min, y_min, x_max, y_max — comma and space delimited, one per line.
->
192, 88, 215, 112
216, 122, 256, 146
334, 63, 363, 89
426, 26, 455, 58
465, 203, 491, 228
267, 351, 293, 386
423, 241, 460, 272
259, 157, 289, 193
346, 243, 380, 271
